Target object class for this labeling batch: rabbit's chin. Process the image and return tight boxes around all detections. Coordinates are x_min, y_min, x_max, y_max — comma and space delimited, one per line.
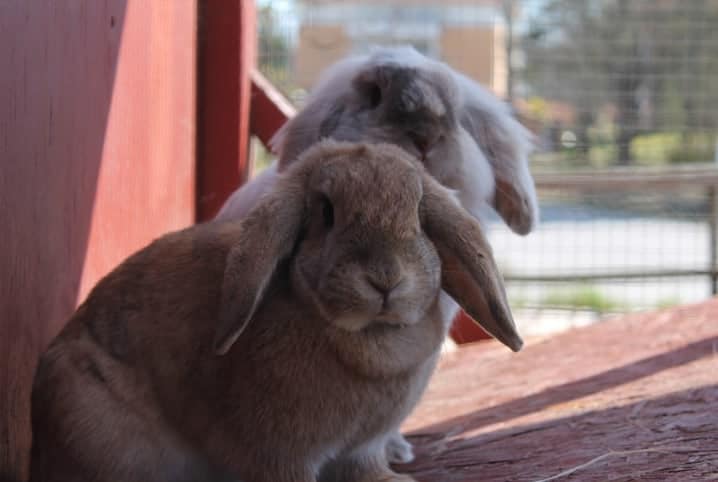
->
331, 312, 380, 332
324, 304, 426, 332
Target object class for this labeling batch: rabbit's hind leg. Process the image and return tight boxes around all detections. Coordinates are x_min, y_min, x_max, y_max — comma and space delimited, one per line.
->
29, 347, 230, 482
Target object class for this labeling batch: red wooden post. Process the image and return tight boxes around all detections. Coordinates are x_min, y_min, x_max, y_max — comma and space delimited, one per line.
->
196, 0, 257, 221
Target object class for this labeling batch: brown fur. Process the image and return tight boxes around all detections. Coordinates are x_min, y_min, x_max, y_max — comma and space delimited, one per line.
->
29, 141, 520, 482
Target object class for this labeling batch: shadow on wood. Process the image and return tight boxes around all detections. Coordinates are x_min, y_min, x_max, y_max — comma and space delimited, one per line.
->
404, 383, 717, 481
413, 335, 717, 439
400, 300, 718, 481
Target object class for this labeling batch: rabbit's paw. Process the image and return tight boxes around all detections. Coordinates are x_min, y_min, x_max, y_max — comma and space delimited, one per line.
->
385, 434, 414, 464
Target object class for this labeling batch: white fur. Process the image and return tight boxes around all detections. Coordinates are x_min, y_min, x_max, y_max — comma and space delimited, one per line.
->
221, 46, 537, 234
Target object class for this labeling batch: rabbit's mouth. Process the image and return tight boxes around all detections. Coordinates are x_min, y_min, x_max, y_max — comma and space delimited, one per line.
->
329, 309, 413, 333
362, 320, 408, 334
372, 313, 410, 329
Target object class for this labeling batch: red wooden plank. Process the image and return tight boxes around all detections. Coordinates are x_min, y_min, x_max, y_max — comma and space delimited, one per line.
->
196, 0, 257, 221
250, 69, 296, 148
0, 2, 196, 478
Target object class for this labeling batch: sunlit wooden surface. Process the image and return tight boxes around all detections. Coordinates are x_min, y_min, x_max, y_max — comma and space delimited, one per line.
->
401, 300, 718, 481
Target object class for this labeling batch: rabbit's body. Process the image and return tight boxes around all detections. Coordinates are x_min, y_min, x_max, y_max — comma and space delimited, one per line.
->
31, 224, 443, 482
30, 142, 521, 482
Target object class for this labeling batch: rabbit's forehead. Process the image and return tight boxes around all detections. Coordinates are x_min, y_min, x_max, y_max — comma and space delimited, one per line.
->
395, 76, 446, 117
313, 155, 423, 227
377, 70, 455, 115
367, 51, 458, 105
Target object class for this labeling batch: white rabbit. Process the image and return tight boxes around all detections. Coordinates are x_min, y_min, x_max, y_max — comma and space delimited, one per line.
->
218, 46, 537, 233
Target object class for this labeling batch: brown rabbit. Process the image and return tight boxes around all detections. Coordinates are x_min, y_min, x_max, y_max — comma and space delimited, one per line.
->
215, 46, 537, 465
29, 141, 522, 482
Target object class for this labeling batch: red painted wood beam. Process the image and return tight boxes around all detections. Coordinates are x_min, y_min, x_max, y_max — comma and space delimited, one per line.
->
250, 69, 296, 149
196, 0, 256, 221
450, 312, 492, 344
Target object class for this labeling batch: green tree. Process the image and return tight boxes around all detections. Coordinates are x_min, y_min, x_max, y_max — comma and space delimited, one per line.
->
521, 0, 718, 165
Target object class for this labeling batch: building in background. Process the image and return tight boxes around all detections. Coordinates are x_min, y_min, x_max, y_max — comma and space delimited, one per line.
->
295, 0, 509, 97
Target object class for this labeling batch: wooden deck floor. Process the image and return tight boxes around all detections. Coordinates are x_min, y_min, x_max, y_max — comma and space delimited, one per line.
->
400, 300, 718, 481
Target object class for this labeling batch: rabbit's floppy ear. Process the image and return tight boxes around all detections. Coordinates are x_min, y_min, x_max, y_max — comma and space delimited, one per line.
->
213, 177, 306, 355
454, 73, 538, 235
420, 174, 523, 352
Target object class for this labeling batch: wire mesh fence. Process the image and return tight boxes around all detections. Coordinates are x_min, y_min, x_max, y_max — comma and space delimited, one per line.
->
491, 170, 718, 332
255, 0, 718, 331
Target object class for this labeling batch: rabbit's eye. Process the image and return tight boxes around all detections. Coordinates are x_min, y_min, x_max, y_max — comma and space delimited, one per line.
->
321, 196, 335, 228
367, 84, 382, 109
409, 133, 430, 155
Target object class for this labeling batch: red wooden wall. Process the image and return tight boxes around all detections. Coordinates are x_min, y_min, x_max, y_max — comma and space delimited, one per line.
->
0, 2, 197, 479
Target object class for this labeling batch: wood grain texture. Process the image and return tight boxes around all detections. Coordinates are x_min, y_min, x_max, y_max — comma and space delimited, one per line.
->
0, 2, 196, 478
401, 300, 718, 481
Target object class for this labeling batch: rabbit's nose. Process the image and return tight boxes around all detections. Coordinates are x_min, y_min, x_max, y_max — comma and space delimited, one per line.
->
366, 274, 404, 303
